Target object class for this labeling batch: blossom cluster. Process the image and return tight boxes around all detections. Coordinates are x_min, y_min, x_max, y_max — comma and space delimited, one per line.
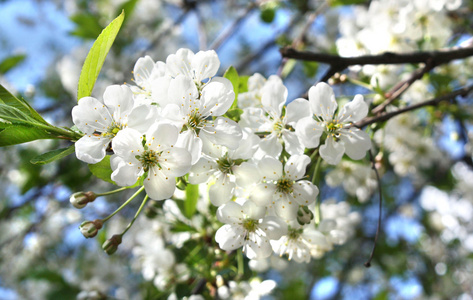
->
71, 48, 370, 262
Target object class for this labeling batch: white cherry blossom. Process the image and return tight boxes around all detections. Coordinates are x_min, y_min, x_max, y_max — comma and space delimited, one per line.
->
250, 155, 319, 220
72, 85, 158, 164
110, 123, 191, 200
296, 82, 371, 165
215, 200, 287, 259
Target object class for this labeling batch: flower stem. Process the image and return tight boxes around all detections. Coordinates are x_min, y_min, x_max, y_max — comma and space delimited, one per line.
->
121, 194, 149, 236
311, 156, 322, 185
95, 186, 129, 197
102, 186, 145, 223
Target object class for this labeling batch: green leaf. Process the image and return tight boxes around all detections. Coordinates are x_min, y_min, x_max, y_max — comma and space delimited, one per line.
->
223, 66, 239, 108
88, 156, 115, 184
302, 61, 319, 77
260, 5, 276, 23
0, 126, 53, 146
116, 0, 139, 24
280, 59, 297, 78
0, 84, 48, 124
30, 145, 75, 165
77, 11, 125, 100
0, 54, 26, 74
69, 13, 103, 39
238, 75, 249, 94
0, 103, 41, 126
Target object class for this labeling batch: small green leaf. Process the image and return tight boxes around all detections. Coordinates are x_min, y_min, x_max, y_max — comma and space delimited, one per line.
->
302, 61, 319, 77
0, 54, 26, 74
88, 156, 115, 184
238, 75, 249, 94
116, 0, 139, 24
260, 5, 276, 23
0, 126, 52, 147
223, 66, 239, 108
77, 11, 125, 100
280, 59, 297, 78
0, 103, 41, 126
30, 145, 75, 165
0, 84, 48, 124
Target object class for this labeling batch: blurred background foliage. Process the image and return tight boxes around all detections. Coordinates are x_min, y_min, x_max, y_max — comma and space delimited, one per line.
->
1, 0, 473, 299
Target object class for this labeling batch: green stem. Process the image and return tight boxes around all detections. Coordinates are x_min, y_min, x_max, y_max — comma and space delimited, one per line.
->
121, 194, 149, 235
20, 120, 82, 140
315, 199, 321, 226
237, 249, 244, 277
311, 156, 322, 185
346, 77, 373, 91
95, 186, 128, 197
102, 186, 145, 223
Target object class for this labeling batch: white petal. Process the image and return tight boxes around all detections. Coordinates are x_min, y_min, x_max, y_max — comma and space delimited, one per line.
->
192, 50, 220, 81
103, 85, 134, 120
127, 104, 158, 133
167, 75, 199, 108
295, 117, 324, 149
308, 82, 337, 120
340, 128, 371, 160
144, 167, 176, 200
111, 128, 144, 161
282, 130, 304, 156
159, 146, 192, 177
292, 181, 318, 206
166, 48, 194, 78
75, 135, 110, 164
176, 130, 202, 165
284, 154, 310, 180
72, 97, 112, 134
259, 134, 282, 158
209, 175, 235, 206
259, 216, 288, 240
111, 156, 142, 186
188, 157, 216, 184
151, 76, 172, 106
286, 98, 311, 126
302, 229, 330, 248
200, 78, 234, 116
243, 233, 272, 259
216, 201, 244, 224
261, 80, 286, 117
250, 183, 276, 207
215, 224, 245, 251
320, 137, 345, 165
233, 162, 260, 187
258, 156, 282, 180
133, 55, 156, 87
338, 94, 368, 123
273, 194, 299, 220
201, 117, 242, 149
145, 123, 180, 150
242, 200, 266, 220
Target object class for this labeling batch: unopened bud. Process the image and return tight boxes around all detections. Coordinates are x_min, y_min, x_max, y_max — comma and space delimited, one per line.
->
102, 234, 122, 255
297, 206, 314, 226
79, 219, 103, 238
70, 191, 96, 209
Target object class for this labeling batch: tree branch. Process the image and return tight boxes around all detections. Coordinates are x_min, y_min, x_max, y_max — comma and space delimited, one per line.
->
280, 46, 473, 82
354, 84, 473, 128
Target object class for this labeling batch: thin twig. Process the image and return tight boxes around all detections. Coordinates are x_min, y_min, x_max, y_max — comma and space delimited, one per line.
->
355, 84, 473, 128
209, 2, 257, 51
364, 150, 383, 268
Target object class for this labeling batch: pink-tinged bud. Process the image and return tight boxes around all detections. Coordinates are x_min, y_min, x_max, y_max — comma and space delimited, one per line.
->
70, 191, 97, 209
79, 219, 103, 238
102, 234, 122, 255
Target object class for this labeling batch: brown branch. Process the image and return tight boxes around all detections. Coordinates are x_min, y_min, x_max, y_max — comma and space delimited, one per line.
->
280, 46, 473, 83
354, 84, 473, 128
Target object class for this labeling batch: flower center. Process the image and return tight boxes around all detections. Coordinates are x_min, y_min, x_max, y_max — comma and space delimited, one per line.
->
184, 111, 205, 135
288, 227, 303, 240
102, 122, 124, 138
242, 218, 258, 233
276, 177, 293, 193
217, 153, 234, 174
137, 150, 162, 171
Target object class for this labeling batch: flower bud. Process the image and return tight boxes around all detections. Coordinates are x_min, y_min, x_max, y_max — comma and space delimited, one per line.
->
79, 219, 103, 238
102, 234, 122, 255
297, 206, 314, 226
70, 191, 97, 209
